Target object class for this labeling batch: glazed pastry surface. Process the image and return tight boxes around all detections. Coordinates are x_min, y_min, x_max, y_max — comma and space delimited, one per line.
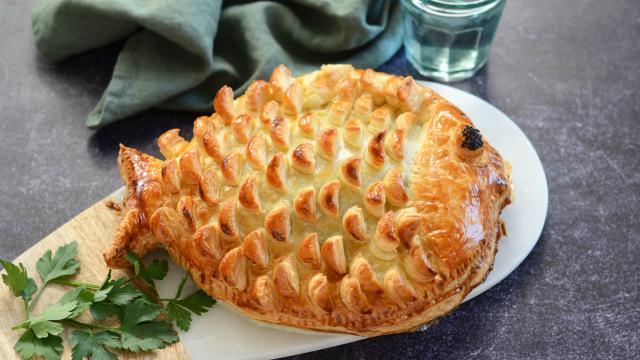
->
105, 64, 512, 336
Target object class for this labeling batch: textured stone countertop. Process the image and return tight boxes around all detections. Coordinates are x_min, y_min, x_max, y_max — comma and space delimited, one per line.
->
0, 0, 638, 359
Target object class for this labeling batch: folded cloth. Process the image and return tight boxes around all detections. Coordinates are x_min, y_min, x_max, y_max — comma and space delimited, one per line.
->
32, 0, 403, 128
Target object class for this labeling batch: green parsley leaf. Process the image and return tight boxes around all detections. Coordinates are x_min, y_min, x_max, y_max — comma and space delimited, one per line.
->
141, 259, 169, 285
102, 278, 142, 306
93, 284, 112, 303
69, 330, 118, 360
59, 286, 94, 318
119, 321, 178, 352
93, 270, 116, 302
30, 300, 78, 323
90, 302, 120, 322
92, 330, 121, 348
36, 242, 80, 285
176, 290, 216, 315
0, 260, 37, 301
14, 330, 63, 360
23, 278, 37, 302
165, 276, 215, 331
0, 259, 27, 296
166, 301, 192, 331
121, 299, 163, 324
97, 268, 113, 289
29, 300, 78, 338
30, 321, 64, 340
117, 299, 178, 352
174, 274, 188, 299
90, 275, 145, 321
125, 251, 168, 288
125, 251, 141, 277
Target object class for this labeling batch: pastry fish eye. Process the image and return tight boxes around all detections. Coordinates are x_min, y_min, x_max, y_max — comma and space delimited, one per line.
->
461, 125, 483, 150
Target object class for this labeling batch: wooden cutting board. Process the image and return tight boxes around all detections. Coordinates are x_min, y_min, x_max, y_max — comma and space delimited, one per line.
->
0, 192, 189, 360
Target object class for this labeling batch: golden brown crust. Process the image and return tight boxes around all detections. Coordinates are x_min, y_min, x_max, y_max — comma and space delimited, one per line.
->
342, 206, 367, 242
321, 235, 347, 275
395, 208, 422, 248
178, 149, 202, 185
246, 134, 267, 170
384, 129, 405, 161
273, 256, 300, 298
364, 181, 386, 217
294, 186, 317, 223
106, 65, 513, 336
395, 112, 416, 131
176, 195, 197, 233
158, 129, 188, 159
352, 93, 373, 120
291, 142, 315, 174
219, 247, 247, 290
349, 254, 382, 294
194, 224, 222, 262
249, 275, 276, 312
383, 267, 417, 303
270, 115, 290, 150
373, 211, 399, 254
245, 80, 271, 112
318, 180, 340, 218
369, 107, 392, 133
338, 155, 362, 190
260, 100, 280, 126
316, 127, 340, 160
199, 166, 223, 206
343, 118, 363, 148
238, 176, 262, 213
232, 114, 254, 143
270, 64, 294, 101
298, 112, 318, 138
282, 81, 303, 118
219, 200, 240, 244
308, 274, 334, 313
365, 131, 386, 169
383, 168, 409, 207
221, 151, 244, 186
265, 153, 287, 192
193, 116, 216, 144
328, 100, 351, 126
242, 229, 269, 269
264, 201, 291, 243
149, 207, 180, 247
214, 85, 235, 125
161, 159, 181, 194
404, 244, 436, 283
297, 233, 321, 270
340, 276, 371, 314
203, 128, 225, 163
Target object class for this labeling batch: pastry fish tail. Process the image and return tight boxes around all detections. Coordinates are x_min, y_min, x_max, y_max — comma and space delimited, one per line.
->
104, 145, 164, 268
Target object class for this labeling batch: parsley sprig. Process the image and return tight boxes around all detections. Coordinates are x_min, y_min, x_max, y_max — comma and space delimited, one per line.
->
0, 241, 216, 360
164, 275, 216, 331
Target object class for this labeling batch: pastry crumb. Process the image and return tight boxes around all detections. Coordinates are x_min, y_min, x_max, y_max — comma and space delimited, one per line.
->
105, 198, 122, 212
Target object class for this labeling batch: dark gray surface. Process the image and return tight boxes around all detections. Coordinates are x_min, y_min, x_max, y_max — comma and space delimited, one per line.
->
1, 0, 639, 359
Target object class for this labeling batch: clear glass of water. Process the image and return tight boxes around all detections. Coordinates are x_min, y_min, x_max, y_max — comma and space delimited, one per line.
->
401, 0, 506, 82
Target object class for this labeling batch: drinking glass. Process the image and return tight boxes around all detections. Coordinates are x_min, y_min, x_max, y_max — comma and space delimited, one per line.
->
401, 0, 506, 82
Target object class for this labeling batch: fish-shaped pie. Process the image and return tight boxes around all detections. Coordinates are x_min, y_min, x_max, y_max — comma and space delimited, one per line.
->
104, 64, 512, 336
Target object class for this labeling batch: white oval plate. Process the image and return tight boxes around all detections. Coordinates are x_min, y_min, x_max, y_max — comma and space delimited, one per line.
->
122, 81, 548, 360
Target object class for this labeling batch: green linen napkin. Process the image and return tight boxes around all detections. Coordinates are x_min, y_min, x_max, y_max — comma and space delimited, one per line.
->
32, 0, 403, 128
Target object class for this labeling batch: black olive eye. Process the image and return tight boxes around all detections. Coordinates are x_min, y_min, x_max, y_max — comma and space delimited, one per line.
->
461, 125, 483, 150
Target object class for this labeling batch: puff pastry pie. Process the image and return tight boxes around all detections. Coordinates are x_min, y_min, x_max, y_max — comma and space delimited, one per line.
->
104, 64, 512, 336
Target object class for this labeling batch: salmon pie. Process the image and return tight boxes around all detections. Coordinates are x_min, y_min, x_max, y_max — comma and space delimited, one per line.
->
104, 64, 512, 336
